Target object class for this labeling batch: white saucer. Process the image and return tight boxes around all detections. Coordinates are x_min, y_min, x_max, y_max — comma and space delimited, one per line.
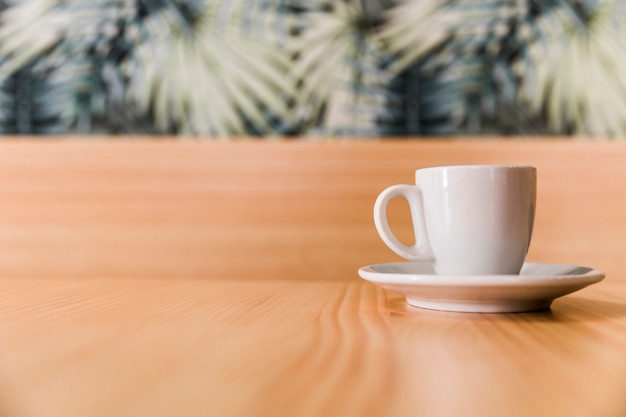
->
358, 262, 605, 313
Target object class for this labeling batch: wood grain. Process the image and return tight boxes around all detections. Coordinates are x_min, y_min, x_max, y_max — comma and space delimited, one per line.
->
1, 138, 625, 417
0, 277, 624, 417
0, 138, 625, 281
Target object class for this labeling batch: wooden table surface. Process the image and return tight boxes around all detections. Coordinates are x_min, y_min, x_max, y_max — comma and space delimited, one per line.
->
1, 138, 626, 417
0, 277, 625, 417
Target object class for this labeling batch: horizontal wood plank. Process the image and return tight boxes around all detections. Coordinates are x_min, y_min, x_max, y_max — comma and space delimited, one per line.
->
0, 138, 624, 281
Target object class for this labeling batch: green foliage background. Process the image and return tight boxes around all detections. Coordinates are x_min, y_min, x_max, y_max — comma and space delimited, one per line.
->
1, 0, 625, 138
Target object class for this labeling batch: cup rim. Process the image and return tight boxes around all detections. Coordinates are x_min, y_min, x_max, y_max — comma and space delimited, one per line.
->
415, 164, 536, 173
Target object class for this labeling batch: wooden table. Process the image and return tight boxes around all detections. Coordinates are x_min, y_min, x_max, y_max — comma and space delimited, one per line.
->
1, 138, 626, 417
1, 277, 625, 417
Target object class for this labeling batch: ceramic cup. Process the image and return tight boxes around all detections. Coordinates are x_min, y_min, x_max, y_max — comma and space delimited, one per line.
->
373, 165, 536, 275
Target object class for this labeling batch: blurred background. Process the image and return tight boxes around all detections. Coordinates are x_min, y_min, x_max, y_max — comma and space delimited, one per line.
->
1, 0, 625, 138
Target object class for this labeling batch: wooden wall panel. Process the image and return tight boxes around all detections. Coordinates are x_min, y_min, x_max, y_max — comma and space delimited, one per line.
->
0, 139, 623, 281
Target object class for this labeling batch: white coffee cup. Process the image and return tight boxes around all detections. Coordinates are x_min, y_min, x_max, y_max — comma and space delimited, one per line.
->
373, 165, 536, 275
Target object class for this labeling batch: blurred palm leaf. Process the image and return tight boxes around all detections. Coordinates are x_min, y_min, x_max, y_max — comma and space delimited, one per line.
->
379, 0, 626, 137
291, 0, 397, 136
0, 0, 122, 133
0, 60, 97, 134
378, 0, 536, 135
516, 0, 626, 135
3, 0, 625, 137
125, 2, 295, 136
0, 0, 296, 136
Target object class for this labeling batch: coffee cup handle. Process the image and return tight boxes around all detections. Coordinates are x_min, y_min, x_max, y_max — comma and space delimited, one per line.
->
373, 184, 434, 261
